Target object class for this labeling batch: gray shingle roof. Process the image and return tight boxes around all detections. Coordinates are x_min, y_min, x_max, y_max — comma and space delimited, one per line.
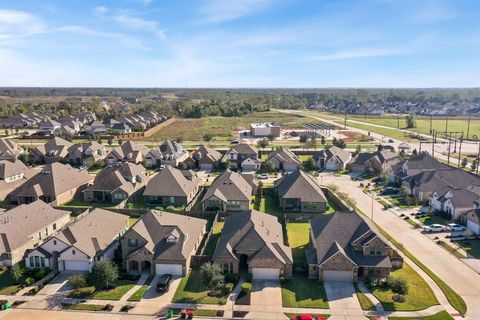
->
202, 170, 253, 203
274, 170, 327, 203
144, 166, 200, 197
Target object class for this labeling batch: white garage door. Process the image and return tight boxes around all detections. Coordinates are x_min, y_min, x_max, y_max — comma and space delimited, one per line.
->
467, 221, 480, 235
64, 260, 90, 271
155, 264, 183, 276
252, 268, 280, 280
323, 270, 353, 282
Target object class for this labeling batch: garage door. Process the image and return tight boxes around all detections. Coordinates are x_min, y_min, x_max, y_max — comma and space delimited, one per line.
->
64, 260, 90, 271
252, 268, 280, 280
467, 221, 480, 235
155, 264, 183, 276
323, 270, 353, 282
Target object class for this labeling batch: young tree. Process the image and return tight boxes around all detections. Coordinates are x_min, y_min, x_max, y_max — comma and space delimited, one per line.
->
107, 137, 113, 146
299, 135, 308, 143
68, 274, 87, 289
411, 148, 418, 156
98, 138, 103, 144
303, 158, 316, 172
461, 157, 468, 168
118, 139, 123, 145
405, 113, 416, 128
11, 264, 23, 284
200, 262, 225, 291
387, 276, 409, 296
203, 134, 213, 143
355, 144, 362, 155
257, 139, 268, 149
320, 135, 326, 145
472, 159, 478, 171
309, 136, 318, 150
176, 136, 183, 143
91, 260, 119, 289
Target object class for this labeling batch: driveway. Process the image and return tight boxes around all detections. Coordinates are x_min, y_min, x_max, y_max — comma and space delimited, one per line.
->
324, 282, 366, 319
247, 280, 287, 320
37, 271, 83, 296
134, 276, 181, 315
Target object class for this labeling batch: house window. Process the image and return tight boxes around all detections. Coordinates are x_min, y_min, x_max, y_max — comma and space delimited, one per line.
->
53, 223, 57, 230
40, 257, 45, 267
303, 202, 316, 209
45, 228, 48, 236
128, 238, 138, 248
227, 200, 241, 209
34, 256, 40, 267
29, 256, 34, 267
72, 250, 76, 255
53, 240, 57, 245
169, 196, 175, 204
223, 262, 234, 273
38, 232, 42, 240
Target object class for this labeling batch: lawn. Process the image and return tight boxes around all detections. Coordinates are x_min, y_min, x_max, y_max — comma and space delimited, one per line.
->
127, 275, 154, 302
371, 263, 439, 311
204, 221, 224, 256
145, 111, 314, 142
126, 196, 185, 211
281, 273, 329, 309
353, 284, 376, 311
69, 280, 136, 301
325, 198, 341, 214
388, 310, 454, 320
418, 215, 451, 226
456, 240, 480, 259
172, 269, 230, 305
250, 194, 266, 212
264, 193, 283, 217
62, 303, 109, 311
0, 266, 49, 295
286, 223, 310, 262
59, 198, 116, 209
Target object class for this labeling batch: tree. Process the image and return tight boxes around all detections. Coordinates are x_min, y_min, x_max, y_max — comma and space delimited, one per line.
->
411, 148, 418, 156
176, 136, 183, 143
400, 186, 412, 198
200, 262, 225, 291
299, 135, 308, 143
257, 139, 268, 149
267, 134, 275, 142
304, 158, 316, 171
203, 134, 213, 143
387, 276, 409, 296
320, 135, 326, 145
107, 137, 113, 146
91, 260, 119, 289
309, 136, 318, 150
399, 149, 406, 158
472, 159, 478, 171
461, 157, 468, 168
355, 144, 362, 155
332, 137, 346, 149
261, 161, 275, 173
68, 274, 87, 289
118, 139, 123, 145
11, 264, 23, 284
406, 113, 416, 128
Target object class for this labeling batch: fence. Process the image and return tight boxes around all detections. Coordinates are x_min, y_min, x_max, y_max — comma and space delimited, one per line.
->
120, 118, 176, 140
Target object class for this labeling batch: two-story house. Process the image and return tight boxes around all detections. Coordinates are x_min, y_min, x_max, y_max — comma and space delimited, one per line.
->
225, 144, 260, 172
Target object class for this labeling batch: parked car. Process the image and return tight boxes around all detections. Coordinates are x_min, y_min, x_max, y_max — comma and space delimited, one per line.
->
423, 224, 447, 233
446, 223, 466, 232
156, 274, 173, 293
381, 187, 398, 195
257, 173, 269, 179
231, 139, 239, 144
388, 139, 394, 143
291, 315, 326, 320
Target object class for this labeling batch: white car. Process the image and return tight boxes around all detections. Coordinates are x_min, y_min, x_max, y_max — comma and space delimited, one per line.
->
423, 224, 446, 232
257, 173, 269, 179
446, 223, 466, 232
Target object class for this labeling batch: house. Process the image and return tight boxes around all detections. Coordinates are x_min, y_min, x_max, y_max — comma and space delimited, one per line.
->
0, 200, 70, 266
9, 162, 93, 205
106, 141, 150, 165
241, 157, 261, 172
212, 210, 292, 280
460, 202, 480, 235
121, 210, 207, 275
83, 163, 148, 205
0, 160, 36, 201
267, 148, 302, 172
111, 122, 131, 134
224, 143, 259, 171
314, 146, 352, 171
29, 137, 73, 164
201, 170, 256, 212
143, 166, 201, 207
0, 139, 23, 162
144, 140, 188, 168
388, 153, 448, 184
306, 211, 403, 282
274, 170, 327, 213
185, 145, 222, 171
38, 119, 61, 134
349, 150, 402, 175
430, 187, 480, 220
250, 122, 281, 137
67, 141, 107, 167
26, 208, 129, 272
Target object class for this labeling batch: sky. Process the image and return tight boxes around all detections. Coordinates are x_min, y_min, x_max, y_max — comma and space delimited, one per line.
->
0, 0, 479, 88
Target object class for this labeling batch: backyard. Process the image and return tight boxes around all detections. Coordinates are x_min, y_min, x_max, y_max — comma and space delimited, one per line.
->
286, 223, 310, 262
370, 263, 439, 311
281, 273, 329, 308
203, 221, 225, 256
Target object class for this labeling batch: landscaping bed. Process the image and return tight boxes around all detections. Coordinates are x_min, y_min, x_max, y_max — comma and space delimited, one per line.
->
0, 266, 50, 295
281, 273, 329, 308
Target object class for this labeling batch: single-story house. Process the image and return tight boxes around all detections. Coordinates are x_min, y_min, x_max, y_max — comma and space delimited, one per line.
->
307, 211, 403, 283
314, 146, 352, 171
26, 208, 129, 272
121, 210, 207, 276
267, 148, 302, 172
212, 210, 293, 280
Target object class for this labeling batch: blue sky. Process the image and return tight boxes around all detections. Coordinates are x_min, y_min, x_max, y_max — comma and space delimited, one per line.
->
0, 0, 479, 87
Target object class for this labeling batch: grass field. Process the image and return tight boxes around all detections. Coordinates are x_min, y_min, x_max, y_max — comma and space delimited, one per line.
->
281, 273, 329, 308
145, 111, 320, 142
172, 269, 230, 305
127, 275, 155, 302
68, 280, 136, 300
286, 223, 310, 262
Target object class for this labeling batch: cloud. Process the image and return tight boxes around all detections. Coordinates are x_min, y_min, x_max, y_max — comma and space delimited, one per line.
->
114, 13, 166, 39
93, 6, 109, 17
304, 47, 408, 61
0, 9, 45, 40
199, 0, 272, 24
409, 1, 459, 23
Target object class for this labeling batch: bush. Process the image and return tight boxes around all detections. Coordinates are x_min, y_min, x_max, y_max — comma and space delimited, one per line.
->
103, 304, 114, 311
225, 273, 239, 284
120, 305, 134, 312
24, 277, 35, 286
68, 274, 87, 289
34, 268, 50, 280
222, 282, 234, 295
364, 276, 373, 290
386, 276, 409, 295
241, 282, 252, 295
279, 275, 287, 284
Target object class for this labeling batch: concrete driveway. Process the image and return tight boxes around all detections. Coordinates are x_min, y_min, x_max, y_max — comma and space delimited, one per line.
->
37, 271, 83, 296
134, 276, 181, 315
247, 280, 287, 320
324, 282, 367, 320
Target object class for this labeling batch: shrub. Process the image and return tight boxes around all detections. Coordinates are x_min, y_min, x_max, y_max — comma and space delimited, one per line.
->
279, 275, 287, 284
364, 276, 373, 290
11, 264, 24, 284
386, 276, 409, 295
225, 273, 239, 284
68, 274, 87, 289
24, 277, 35, 286
120, 305, 134, 312
241, 282, 252, 295
222, 282, 234, 295
103, 304, 114, 311
200, 262, 225, 291
34, 268, 50, 280
91, 260, 119, 289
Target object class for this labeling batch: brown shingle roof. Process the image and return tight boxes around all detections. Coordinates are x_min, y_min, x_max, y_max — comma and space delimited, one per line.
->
274, 170, 327, 203
144, 166, 200, 197
202, 170, 252, 203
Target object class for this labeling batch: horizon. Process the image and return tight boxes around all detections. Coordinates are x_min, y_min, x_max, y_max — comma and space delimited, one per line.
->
0, 0, 479, 87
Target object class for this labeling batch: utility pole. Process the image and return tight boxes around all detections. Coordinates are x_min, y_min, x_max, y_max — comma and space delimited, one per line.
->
447, 132, 452, 165
397, 112, 400, 128
431, 129, 435, 157
344, 111, 347, 129
429, 114, 433, 134
467, 116, 471, 140
445, 114, 448, 133
457, 133, 463, 168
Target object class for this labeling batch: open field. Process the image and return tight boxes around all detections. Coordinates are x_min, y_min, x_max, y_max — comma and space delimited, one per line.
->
145, 111, 328, 142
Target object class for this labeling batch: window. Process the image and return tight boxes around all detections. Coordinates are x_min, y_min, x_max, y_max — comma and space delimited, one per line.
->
38, 232, 42, 240
45, 228, 48, 236
40, 257, 45, 267
53, 240, 57, 245
169, 196, 175, 204
72, 250, 76, 255
227, 200, 241, 209
128, 238, 138, 248
34, 256, 40, 267
53, 223, 57, 231
167, 235, 177, 243
29, 256, 34, 267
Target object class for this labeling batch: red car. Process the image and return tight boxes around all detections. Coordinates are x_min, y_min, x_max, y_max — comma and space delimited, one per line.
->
291, 315, 326, 320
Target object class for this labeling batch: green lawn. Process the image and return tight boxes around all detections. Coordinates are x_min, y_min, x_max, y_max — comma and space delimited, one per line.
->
59, 198, 116, 209
69, 280, 136, 301
172, 270, 230, 305
298, 155, 312, 161
62, 303, 108, 311
264, 194, 283, 217
126, 196, 185, 211
353, 284, 376, 311
286, 223, 310, 262
250, 194, 266, 212
456, 240, 480, 259
281, 273, 329, 309
127, 275, 155, 302
371, 263, 439, 311
0, 266, 48, 295
418, 215, 451, 226
388, 310, 454, 320
325, 198, 341, 214
204, 222, 224, 256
